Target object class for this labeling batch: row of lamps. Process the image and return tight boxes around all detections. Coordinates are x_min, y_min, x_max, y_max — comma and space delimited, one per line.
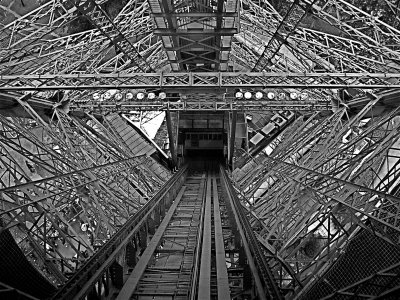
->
235, 91, 309, 100
91, 91, 309, 101
92, 91, 167, 101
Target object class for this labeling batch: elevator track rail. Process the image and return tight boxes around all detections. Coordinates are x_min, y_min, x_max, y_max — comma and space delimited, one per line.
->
52, 167, 188, 300
116, 170, 207, 299
114, 164, 282, 300
53, 163, 281, 299
220, 166, 283, 300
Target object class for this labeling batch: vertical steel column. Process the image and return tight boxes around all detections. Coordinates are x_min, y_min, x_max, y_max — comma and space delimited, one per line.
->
229, 112, 237, 168
166, 109, 177, 169
212, 176, 231, 299
198, 173, 212, 300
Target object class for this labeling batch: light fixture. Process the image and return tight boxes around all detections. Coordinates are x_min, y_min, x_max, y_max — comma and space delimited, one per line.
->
136, 92, 145, 100
159, 92, 167, 99
114, 92, 123, 100
235, 91, 243, 99
300, 92, 308, 100
244, 91, 252, 99
93, 93, 100, 100
278, 92, 286, 100
255, 91, 263, 99
103, 91, 112, 100
148, 92, 156, 100
81, 223, 88, 232
290, 92, 298, 100
126, 92, 134, 100
267, 92, 275, 100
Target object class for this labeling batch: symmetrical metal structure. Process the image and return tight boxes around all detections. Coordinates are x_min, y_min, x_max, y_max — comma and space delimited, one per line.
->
1, 0, 400, 299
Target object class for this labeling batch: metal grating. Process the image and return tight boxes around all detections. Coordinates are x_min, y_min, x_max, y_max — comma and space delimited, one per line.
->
0, 225, 56, 299
298, 229, 400, 299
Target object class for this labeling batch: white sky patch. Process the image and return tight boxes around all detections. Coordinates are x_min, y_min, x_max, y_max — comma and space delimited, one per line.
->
140, 112, 166, 139
264, 145, 274, 155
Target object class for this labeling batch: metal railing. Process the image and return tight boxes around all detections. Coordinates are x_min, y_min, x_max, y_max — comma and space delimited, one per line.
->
52, 165, 188, 299
220, 165, 283, 300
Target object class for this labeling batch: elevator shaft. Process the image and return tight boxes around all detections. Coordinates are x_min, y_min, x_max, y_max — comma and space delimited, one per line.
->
114, 164, 281, 299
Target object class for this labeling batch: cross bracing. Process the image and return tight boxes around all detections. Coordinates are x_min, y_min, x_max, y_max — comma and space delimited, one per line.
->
2, 72, 400, 91
1, 0, 400, 299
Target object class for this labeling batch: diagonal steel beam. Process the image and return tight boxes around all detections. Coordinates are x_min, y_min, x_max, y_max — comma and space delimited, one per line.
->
252, 0, 318, 71
68, 0, 153, 72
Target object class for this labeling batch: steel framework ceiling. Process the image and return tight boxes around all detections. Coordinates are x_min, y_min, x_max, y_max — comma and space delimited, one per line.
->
1, 0, 400, 299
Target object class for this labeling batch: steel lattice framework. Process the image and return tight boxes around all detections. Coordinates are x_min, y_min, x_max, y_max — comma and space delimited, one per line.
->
232, 99, 400, 295
1, 0, 400, 299
0, 98, 170, 285
1, 72, 400, 91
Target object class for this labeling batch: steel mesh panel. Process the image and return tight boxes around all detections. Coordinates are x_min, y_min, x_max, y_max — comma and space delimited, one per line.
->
298, 229, 400, 299
0, 227, 56, 299
331, 266, 400, 300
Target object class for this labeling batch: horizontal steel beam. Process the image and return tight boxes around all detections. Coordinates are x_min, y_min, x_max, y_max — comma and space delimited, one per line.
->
1, 72, 399, 91
164, 46, 232, 51
70, 100, 332, 112
153, 29, 238, 35
151, 12, 239, 17
0, 92, 55, 108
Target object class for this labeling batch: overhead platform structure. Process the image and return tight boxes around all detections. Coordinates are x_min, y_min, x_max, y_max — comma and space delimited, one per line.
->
1, 72, 400, 90
147, 0, 239, 71
1, 0, 400, 299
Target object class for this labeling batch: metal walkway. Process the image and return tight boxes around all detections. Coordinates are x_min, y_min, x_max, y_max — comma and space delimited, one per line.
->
45, 163, 282, 299
117, 171, 206, 299
112, 164, 281, 299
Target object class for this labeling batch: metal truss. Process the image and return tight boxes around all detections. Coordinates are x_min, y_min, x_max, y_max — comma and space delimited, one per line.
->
241, 0, 281, 36
239, 0, 400, 96
1, 72, 400, 91
234, 34, 336, 105
0, 281, 38, 300
220, 167, 283, 299
233, 24, 336, 100
1, 0, 399, 80
269, 17, 400, 77
51, 167, 185, 299
2, 0, 400, 296
231, 100, 400, 295
0, 0, 79, 74
71, 99, 331, 112
67, 0, 152, 72
258, 156, 400, 239
289, 28, 400, 74
1, 0, 399, 108
253, 0, 318, 72
279, 0, 400, 74
0, 0, 159, 75
147, 0, 239, 71
311, 0, 400, 62
0, 100, 170, 284
320, 261, 400, 299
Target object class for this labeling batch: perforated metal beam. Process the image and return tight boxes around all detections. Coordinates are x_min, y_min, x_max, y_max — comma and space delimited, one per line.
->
1, 72, 399, 91
71, 100, 331, 112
